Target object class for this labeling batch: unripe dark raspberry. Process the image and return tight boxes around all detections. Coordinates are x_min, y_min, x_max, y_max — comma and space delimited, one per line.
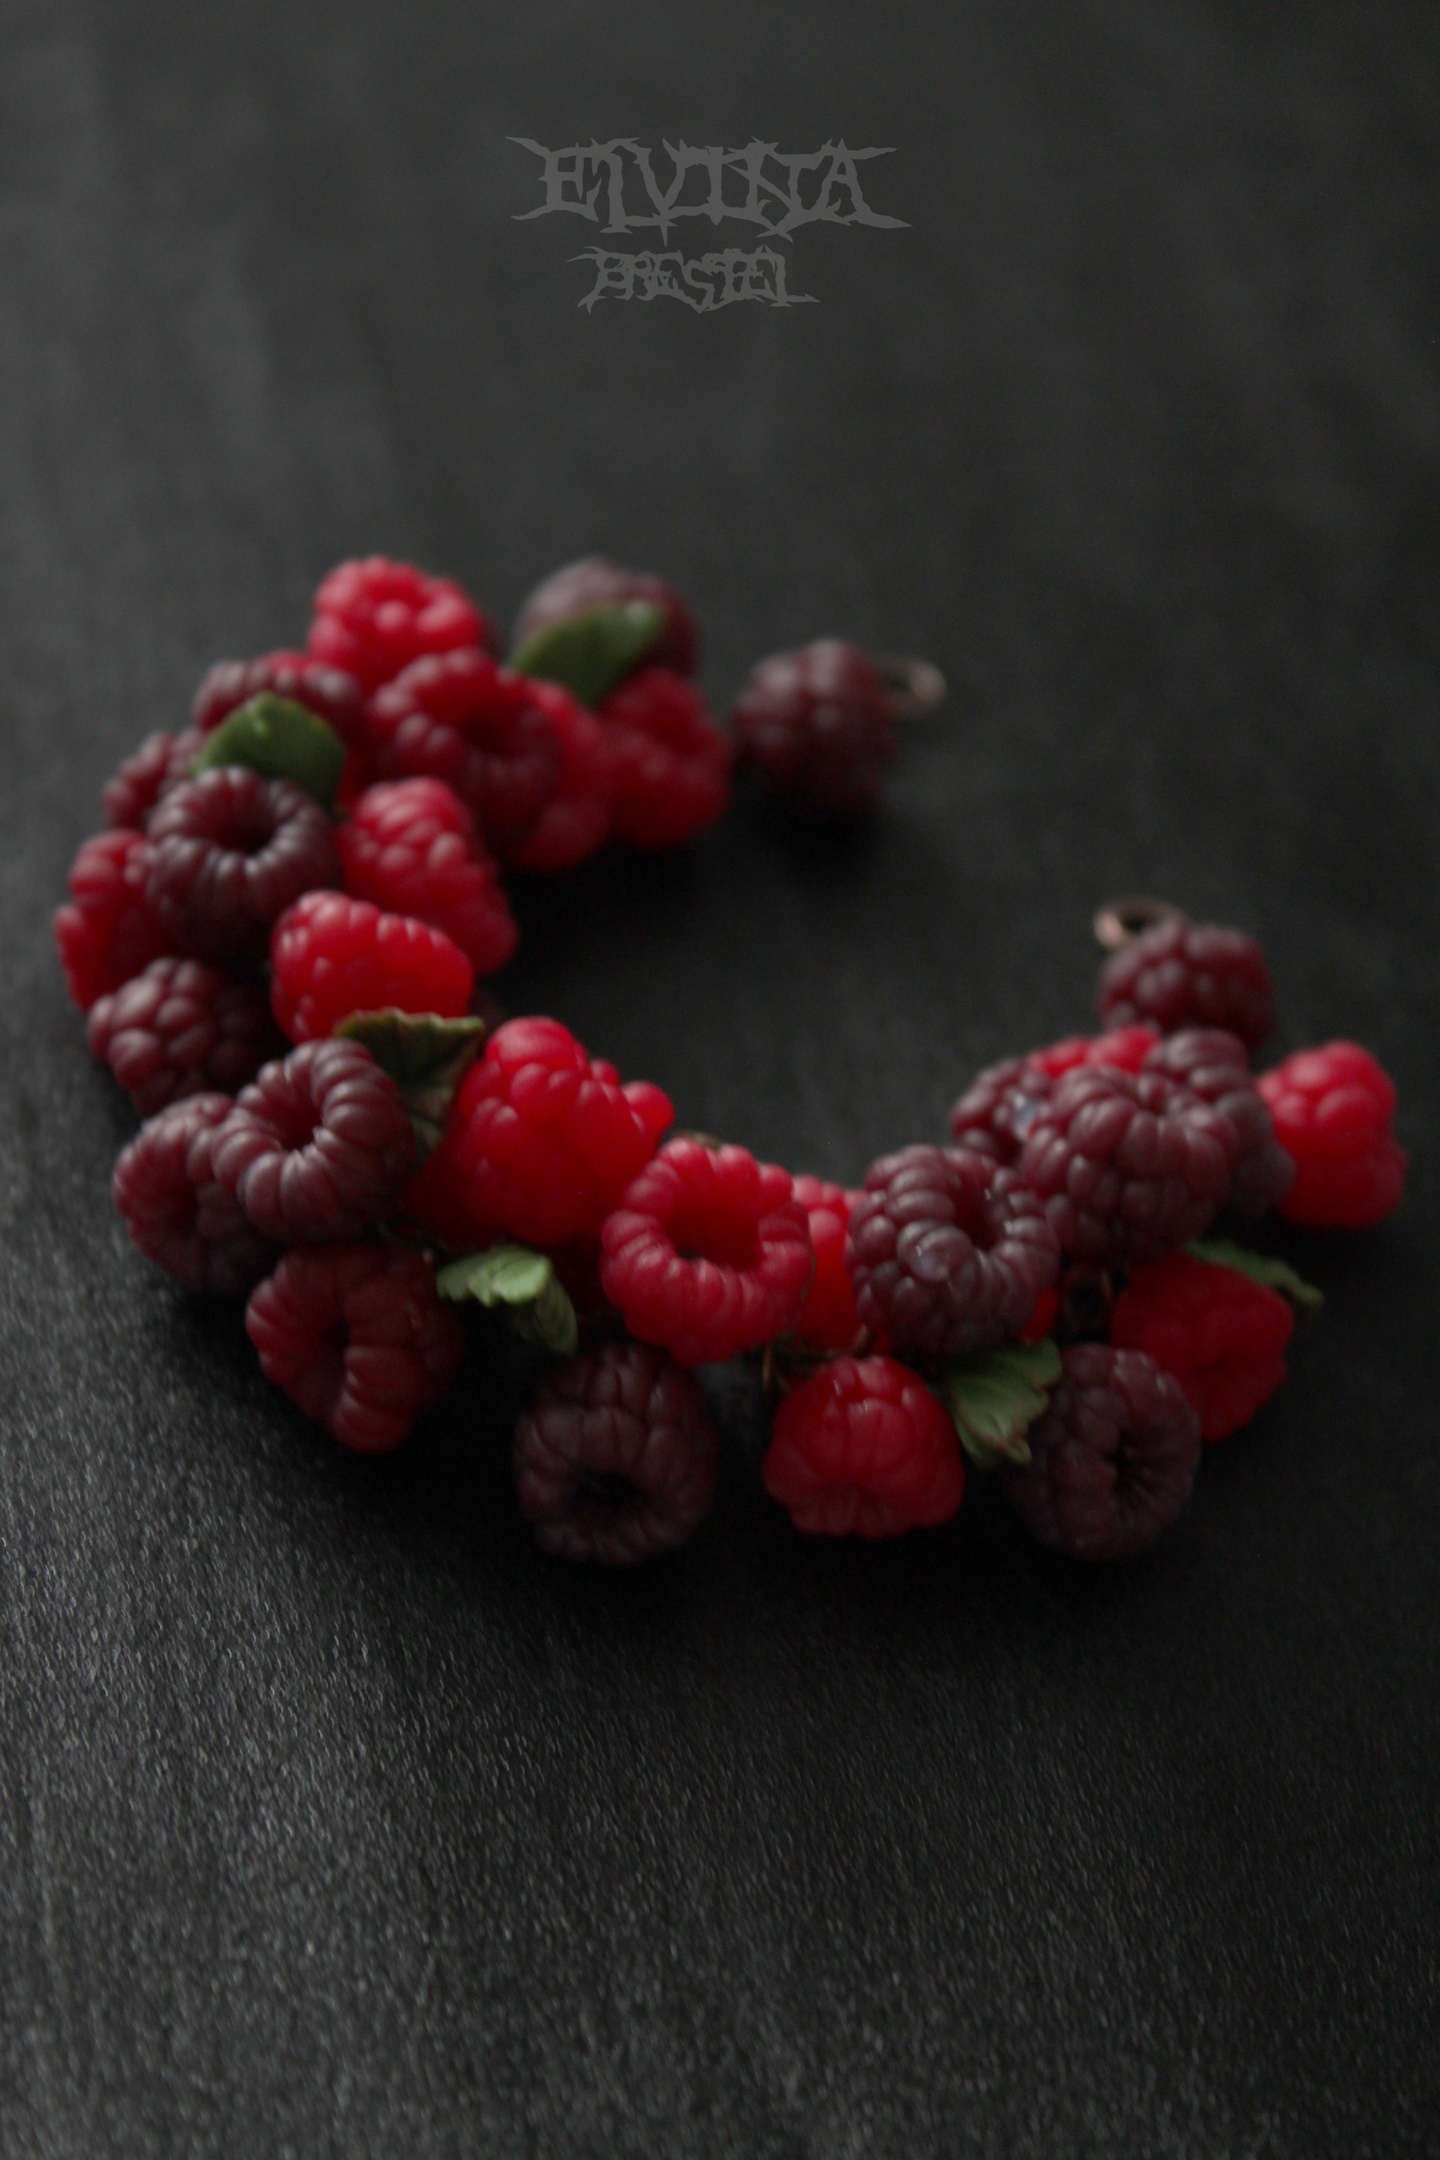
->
192, 651, 366, 749
102, 729, 205, 831
1143, 1029, 1294, 1216
87, 956, 284, 1117
733, 640, 897, 816
146, 768, 342, 963
846, 1145, 1060, 1357
514, 556, 700, 677
999, 1343, 1202, 1561
112, 1093, 278, 1297
1098, 917, 1276, 1051
211, 1038, 417, 1242
948, 1057, 1055, 1165
513, 1341, 719, 1563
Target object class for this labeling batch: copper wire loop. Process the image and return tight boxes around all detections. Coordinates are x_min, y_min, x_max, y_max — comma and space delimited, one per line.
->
1092, 895, 1188, 952
874, 654, 947, 719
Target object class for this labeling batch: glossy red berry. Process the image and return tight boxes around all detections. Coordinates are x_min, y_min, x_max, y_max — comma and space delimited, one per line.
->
790, 1175, 862, 1352
514, 556, 699, 676
269, 891, 474, 1044
145, 769, 342, 964
87, 956, 284, 1117
763, 1356, 964, 1538
1098, 918, 1276, 1052
54, 829, 172, 1011
505, 678, 613, 873
733, 640, 897, 816
307, 558, 494, 692
1257, 1042, 1406, 1228
1029, 1026, 1161, 1079
595, 666, 731, 849
211, 1038, 417, 1242
112, 1093, 278, 1297
338, 778, 517, 977
1110, 1251, 1293, 1443
366, 648, 562, 856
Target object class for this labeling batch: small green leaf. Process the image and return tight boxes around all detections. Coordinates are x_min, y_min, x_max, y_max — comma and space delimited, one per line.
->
191, 693, 347, 808
943, 1339, 1062, 1471
436, 1244, 578, 1357
1185, 1239, 1324, 1314
509, 600, 665, 707
336, 1009, 485, 1158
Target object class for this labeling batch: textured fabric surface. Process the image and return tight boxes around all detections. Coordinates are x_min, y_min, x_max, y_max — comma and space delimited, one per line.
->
1, 2, 1437, 2154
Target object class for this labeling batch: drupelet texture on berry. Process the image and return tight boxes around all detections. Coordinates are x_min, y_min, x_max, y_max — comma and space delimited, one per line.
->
146, 769, 342, 963
87, 956, 284, 1116
513, 556, 699, 677
1028, 1026, 1161, 1078
307, 558, 494, 692
1017, 1066, 1236, 1268
846, 1145, 1060, 1357
1110, 1251, 1293, 1442
762, 1356, 964, 1537
338, 778, 517, 976
55, 829, 173, 1011
600, 1138, 812, 1366
193, 651, 367, 750
1144, 1028, 1294, 1216
366, 649, 562, 856
790, 1175, 862, 1352
999, 1343, 1202, 1561
246, 1241, 465, 1452
733, 640, 897, 817
949, 1057, 1056, 1165
1257, 1041, 1406, 1228
513, 1340, 719, 1563
102, 729, 205, 832
211, 1038, 417, 1243
1098, 917, 1276, 1052
269, 891, 474, 1044
596, 666, 731, 849
112, 1093, 278, 1297
504, 678, 613, 873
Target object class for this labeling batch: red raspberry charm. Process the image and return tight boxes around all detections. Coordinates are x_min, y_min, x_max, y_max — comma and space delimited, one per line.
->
54, 829, 172, 1011
600, 1138, 812, 1366
790, 1175, 862, 1352
245, 1242, 466, 1453
595, 667, 731, 849
1110, 1251, 1294, 1443
762, 1356, 964, 1538
87, 956, 284, 1117
112, 1093, 279, 1297
1029, 1027, 1161, 1079
366, 648, 562, 856
733, 640, 897, 816
514, 556, 699, 677
1257, 1042, 1406, 1228
337, 778, 517, 977
504, 679, 614, 873
269, 891, 474, 1044
1098, 917, 1276, 1052
102, 729, 205, 832
307, 558, 494, 692
145, 769, 342, 963
211, 1038, 417, 1242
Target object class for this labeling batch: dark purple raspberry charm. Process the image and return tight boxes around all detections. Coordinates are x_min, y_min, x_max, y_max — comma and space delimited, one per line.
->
732, 640, 897, 816
1018, 1066, 1236, 1268
513, 556, 699, 677
948, 1056, 1056, 1165
999, 1343, 1202, 1561
513, 1341, 720, 1564
112, 1093, 278, 1296
210, 1038, 417, 1243
102, 729, 205, 832
87, 956, 284, 1117
1098, 917, 1276, 1052
846, 1145, 1060, 1357
192, 651, 366, 752
1143, 1029, 1295, 1217
146, 768, 342, 962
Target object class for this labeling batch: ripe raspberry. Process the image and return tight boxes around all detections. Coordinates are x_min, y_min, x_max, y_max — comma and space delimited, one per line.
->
949, 1057, 1055, 1165
54, 829, 172, 1010
1098, 917, 1276, 1052
1144, 1029, 1294, 1216
733, 641, 897, 816
513, 1340, 719, 1563
1257, 1042, 1407, 1229
790, 1175, 862, 1352
596, 666, 731, 849
1018, 1066, 1236, 1267
337, 779, 517, 977
762, 1356, 964, 1538
102, 729, 204, 831
999, 1343, 1201, 1561
211, 1038, 416, 1242
846, 1146, 1060, 1357
146, 769, 341, 963
112, 1093, 278, 1297
366, 649, 562, 856
1110, 1252, 1293, 1443
269, 891, 474, 1044
192, 651, 366, 749
600, 1138, 812, 1366
505, 679, 613, 873
87, 956, 284, 1117
428, 1017, 672, 1248
307, 558, 494, 692
514, 556, 699, 677
1029, 1026, 1161, 1079
245, 1242, 465, 1452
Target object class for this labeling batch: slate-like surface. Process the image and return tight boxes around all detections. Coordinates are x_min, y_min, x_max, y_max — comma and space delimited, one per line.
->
1, 3, 1437, 2154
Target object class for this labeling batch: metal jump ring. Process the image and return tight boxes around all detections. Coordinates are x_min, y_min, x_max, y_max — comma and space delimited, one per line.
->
873, 655, 947, 719
1092, 895, 1188, 952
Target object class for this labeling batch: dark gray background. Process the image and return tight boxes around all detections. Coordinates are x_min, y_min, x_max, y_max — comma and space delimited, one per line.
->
2, 2, 1437, 2154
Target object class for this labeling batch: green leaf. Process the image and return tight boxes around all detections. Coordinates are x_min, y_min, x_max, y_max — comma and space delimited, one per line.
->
509, 600, 665, 707
943, 1339, 1062, 1471
1185, 1239, 1324, 1314
190, 693, 347, 808
436, 1244, 579, 1357
336, 1009, 485, 1158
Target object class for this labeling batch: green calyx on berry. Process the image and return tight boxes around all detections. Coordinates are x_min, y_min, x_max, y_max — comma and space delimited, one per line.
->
509, 601, 666, 708
943, 1338, 1062, 1470
335, 1008, 485, 1157
436, 1244, 579, 1357
1185, 1238, 1324, 1314
191, 694, 347, 809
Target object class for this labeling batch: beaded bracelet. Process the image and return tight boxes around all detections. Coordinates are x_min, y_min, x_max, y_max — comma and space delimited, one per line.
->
56, 555, 1408, 1565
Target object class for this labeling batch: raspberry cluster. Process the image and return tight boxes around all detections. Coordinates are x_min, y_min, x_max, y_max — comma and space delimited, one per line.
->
58, 556, 1407, 1577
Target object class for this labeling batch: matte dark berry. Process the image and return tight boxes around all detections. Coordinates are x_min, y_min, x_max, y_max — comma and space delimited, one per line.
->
1110, 1252, 1293, 1443
269, 890, 473, 1043
102, 729, 204, 831
146, 768, 342, 963
87, 956, 284, 1117
1144, 1028, 1295, 1216
847, 1145, 1060, 1357
366, 648, 562, 856
513, 1340, 719, 1563
999, 1343, 1201, 1561
733, 640, 897, 816
763, 1356, 964, 1537
307, 558, 494, 692
1098, 917, 1276, 1051
338, 778, 517, 976
54, 829, 172, 1011
1257, 1041, 1406, 1228
112, 1093, 278, 1297
192, 651, 366, 750
514, 556, 699, 677
595, 666, 731, 849
211, 1038, 417, 1242
949, 1057, 1055, 1165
